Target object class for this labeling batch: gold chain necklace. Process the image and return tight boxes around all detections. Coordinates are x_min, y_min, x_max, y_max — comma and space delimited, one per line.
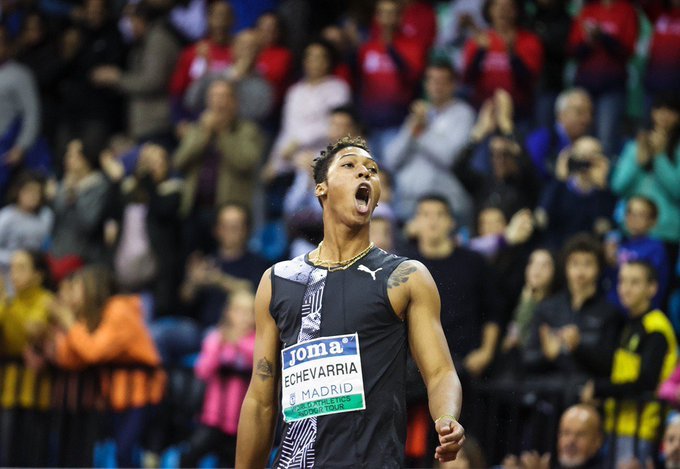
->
311, 241, 374, 272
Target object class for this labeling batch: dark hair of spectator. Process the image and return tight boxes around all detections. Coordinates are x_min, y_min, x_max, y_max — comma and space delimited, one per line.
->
483, 0, 525, 26
304, 37, 340, 76
330, 104, 360, 127
23, 250, 54, 292
6, 170, 46, 209
427, 57, 459, 81
257, 10, 287, 47
652, 93, 680, 161
313, 135, 372, 185
129, 0, 167, 23
627, 195, 659, 220
215, 201, 253, 232
416, 193, 454, 217
560, 232, 604, 273
70, 265, 116, 331
624, 259, 659, 284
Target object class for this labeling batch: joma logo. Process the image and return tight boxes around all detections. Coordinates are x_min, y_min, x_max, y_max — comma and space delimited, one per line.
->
289, 341, 344, 366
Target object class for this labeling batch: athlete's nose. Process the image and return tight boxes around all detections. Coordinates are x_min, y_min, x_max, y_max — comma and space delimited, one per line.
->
357, 166, 371, 180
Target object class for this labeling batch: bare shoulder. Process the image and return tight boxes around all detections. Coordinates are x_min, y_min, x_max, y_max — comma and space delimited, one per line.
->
387, 259, 435, 290
387, 260, 438, 319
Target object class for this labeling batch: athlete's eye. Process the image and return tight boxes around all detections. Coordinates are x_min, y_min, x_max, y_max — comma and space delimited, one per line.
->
369, 167, 378, 174
342, 162, 354, 168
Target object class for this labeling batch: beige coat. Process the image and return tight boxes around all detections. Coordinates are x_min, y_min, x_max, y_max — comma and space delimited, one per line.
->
173, 120, 264, 216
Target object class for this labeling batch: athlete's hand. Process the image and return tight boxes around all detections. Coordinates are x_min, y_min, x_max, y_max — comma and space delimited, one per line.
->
434, 417, 465, 462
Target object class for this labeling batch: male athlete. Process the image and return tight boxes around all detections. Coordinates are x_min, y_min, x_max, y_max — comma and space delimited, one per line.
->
236, 136, 464, 468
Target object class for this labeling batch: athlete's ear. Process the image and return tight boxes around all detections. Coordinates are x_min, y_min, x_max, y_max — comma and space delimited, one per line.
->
315, 183, 327, 197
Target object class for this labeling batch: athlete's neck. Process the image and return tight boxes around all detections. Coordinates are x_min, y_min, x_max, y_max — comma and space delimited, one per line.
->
418, 237, 454, 259
315, 225, 372, 263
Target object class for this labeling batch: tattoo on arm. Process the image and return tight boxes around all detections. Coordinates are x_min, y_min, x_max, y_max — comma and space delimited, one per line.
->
256, 357, 274, 381
388, 262, 417, 289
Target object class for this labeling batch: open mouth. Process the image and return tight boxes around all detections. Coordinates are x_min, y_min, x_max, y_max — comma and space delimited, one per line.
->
355, 183, 371, 214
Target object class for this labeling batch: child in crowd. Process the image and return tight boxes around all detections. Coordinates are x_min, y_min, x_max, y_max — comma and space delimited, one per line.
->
179, 289, 256, 468
604, 196, 670, 309
582, 261, 678, 465
50, 265, 164, 468
0, 172, 53, 275
0, 250, 54, 466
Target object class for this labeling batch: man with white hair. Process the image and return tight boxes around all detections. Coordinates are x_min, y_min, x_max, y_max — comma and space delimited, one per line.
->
525, 88, 593, 179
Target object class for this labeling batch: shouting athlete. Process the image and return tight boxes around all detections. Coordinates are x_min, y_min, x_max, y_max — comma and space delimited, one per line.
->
236, 136, 464, 468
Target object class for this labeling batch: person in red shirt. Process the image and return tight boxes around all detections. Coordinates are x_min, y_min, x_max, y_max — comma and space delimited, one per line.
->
568, 0, 639, 156
254, 11, 293, 111
645, 0, 680, 100
358, 0, 427, 161
169, 1, 234, 103
462, 0, 544, 121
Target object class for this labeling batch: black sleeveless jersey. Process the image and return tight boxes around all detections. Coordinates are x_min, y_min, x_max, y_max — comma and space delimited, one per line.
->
270, 247, 408, 469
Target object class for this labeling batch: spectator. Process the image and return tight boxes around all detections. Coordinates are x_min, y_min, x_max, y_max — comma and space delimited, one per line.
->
435, 0, 486, 71
568, 0, 639, 156
397, 0, 437, 51
525, 88, 594, 180
91, 1, 181, 143
523, 234, 623, 398
263, 38, 350, 183
50, 265, 164, 468
461, 0, 543, 121
528, 0, 573, 128
661, 414, 680, 469
173, 79, 264, 253
151, 203, 267, 365
101, 143, 182, 318
469, 208, 537, 321
498, 248, 557, 372
0, 24, 43, 193
56, 0, 126, 164
407, 194, 503, 441
0, 250, 54, 467
453, 91, 542, 225
384, 60, 476, 223
0, 172, 53, 274
535, 136, 615, 250
14, 11, 65, 150
503, 404, 604, 469
358, 0, 426, 161
184, 28, 274, 127
49, 138, 110, 269
611, 95, 680, 257
254, 11, 294, 108
169, 1, 234, 113
179, 289, 255, 468
604, 196, 670, 310
645, 0, 680, 100
582, 261, 678, 465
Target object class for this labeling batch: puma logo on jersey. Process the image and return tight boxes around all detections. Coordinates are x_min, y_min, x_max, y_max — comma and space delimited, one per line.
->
358, 265, 382, 280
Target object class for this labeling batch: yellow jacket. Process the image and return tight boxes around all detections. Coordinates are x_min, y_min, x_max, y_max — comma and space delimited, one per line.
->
0, 286, 54, 409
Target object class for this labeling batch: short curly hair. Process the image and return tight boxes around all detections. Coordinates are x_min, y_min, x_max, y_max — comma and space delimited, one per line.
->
312, 135, 372, 184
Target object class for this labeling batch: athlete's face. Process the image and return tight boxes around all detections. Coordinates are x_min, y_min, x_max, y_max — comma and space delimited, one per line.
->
318, 147, 381, 227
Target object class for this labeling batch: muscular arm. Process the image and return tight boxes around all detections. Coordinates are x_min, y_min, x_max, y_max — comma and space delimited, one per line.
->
235, 269, 280, 468
390, 261, 464, 462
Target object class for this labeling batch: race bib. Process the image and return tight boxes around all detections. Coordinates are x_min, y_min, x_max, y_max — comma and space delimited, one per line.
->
281, 333, 366, 422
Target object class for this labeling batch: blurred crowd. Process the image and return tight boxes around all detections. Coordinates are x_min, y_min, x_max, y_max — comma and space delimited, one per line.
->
0, 0, 680, 467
